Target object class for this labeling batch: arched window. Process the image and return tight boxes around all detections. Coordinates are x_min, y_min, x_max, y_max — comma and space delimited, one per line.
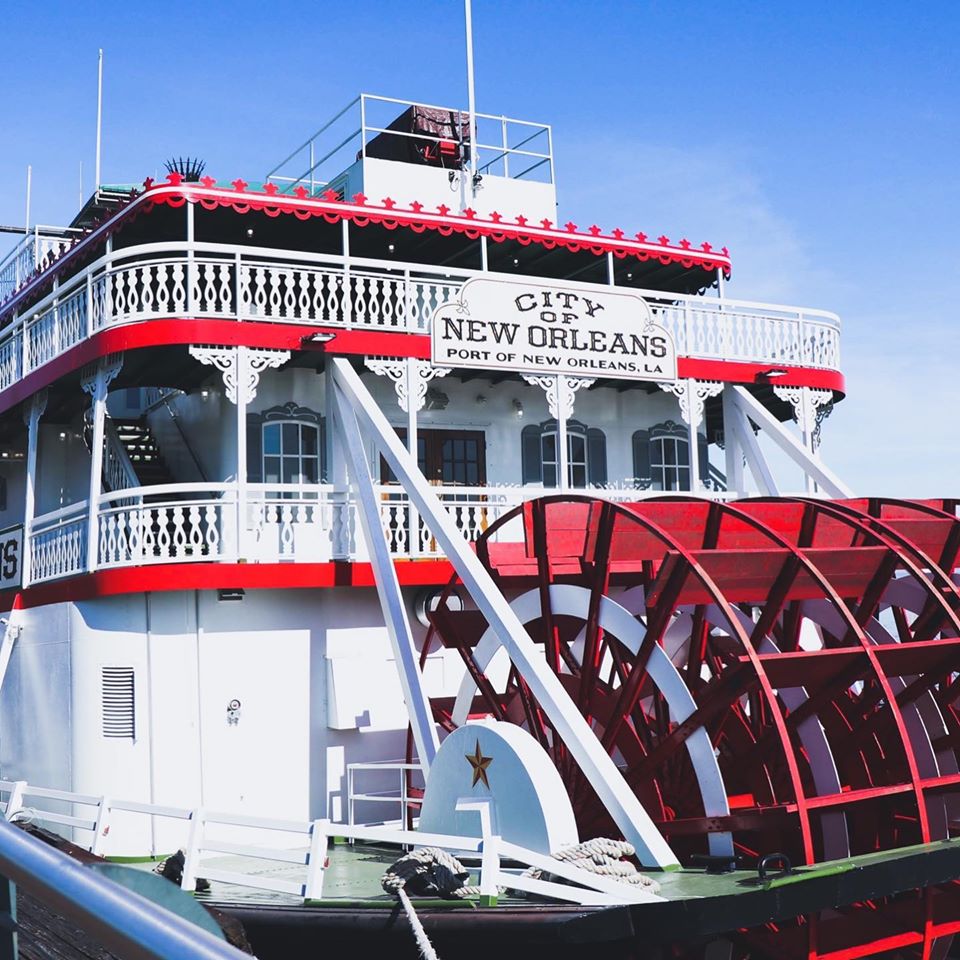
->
521, 420, 606, 488
632, 421, 704, 491
247, 403, 326, 484
650, 432, 689, 491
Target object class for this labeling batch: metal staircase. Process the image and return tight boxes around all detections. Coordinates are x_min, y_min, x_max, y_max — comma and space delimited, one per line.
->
104, 419, 174, 489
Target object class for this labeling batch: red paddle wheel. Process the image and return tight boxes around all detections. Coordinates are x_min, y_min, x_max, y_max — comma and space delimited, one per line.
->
413, 495, 960, 868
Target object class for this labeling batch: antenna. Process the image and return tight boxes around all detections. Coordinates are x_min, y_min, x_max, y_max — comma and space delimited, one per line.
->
24, 166, 31, 235
95, 48, 103, 191
464, 0, 479, 197
79, 160, 84, 208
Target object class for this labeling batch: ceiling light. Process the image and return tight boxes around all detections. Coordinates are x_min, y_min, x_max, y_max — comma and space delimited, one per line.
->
513, 399, 524, 418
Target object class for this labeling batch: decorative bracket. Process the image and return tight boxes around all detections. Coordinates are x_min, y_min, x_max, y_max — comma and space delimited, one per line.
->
21, 388, 48, 429
521, 374, 595, 420
365, 357, 451, 413
658, 379, 723, 429
190, 346, 291, 405
772, 386, 834, 450
80, 355, 123, 403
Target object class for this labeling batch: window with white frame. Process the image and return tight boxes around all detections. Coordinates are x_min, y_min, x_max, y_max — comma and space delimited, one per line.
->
632, 421, 695, 491
650, 433, 690, 491
522, 420, 606, 488
248, 402, 325, 487
262, 421, 321, 485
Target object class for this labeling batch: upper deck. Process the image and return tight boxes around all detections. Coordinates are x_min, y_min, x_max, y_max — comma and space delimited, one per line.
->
0, 178, 840, 412
0, 96, 845, 597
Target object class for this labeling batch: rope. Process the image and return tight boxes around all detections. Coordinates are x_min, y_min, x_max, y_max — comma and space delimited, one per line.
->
528, 838, 661, 892
396, 886, 440, 960
380, 837, 660, 959
381, 847, 473, 960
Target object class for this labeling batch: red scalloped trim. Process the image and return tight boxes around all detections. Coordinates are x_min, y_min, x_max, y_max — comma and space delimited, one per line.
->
1, 173, 732, 319
140, 182, 730, 273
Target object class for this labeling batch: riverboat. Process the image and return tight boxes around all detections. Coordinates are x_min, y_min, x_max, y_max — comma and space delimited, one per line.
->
0, 87, 958, 960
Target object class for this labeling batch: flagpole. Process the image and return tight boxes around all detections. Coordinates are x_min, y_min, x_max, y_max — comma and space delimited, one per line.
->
95, 49, 103, 191
464, 0, 478, 196
24, 166, 31, 235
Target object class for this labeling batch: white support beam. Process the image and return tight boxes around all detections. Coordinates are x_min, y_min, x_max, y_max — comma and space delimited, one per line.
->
721, 386, 744, 495
731, 385, 852, 498
21, 391, 47, 587
723, 384, 779, 497
329, 374, 439, 772
0, 613, 22, 699
330, 357, 678, 868
728, 398, 779, 497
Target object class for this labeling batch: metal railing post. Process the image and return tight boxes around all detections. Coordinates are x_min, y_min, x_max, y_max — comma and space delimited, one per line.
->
0, 818, 248, 960
501, 116, 509, 178
0, 874, 16, 960
304, 820, 329, 900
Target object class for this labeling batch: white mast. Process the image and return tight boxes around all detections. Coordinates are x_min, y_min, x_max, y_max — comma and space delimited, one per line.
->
95, 49, 104, 191
24, 166, 31, 234
464, 0, 478, 197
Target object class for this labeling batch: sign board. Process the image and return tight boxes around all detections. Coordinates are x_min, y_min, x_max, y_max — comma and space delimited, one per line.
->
432, 277, 677, 382
0, 526, 21, 589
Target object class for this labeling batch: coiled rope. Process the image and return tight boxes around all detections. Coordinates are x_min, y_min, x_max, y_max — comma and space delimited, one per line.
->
381, 839, 660, 959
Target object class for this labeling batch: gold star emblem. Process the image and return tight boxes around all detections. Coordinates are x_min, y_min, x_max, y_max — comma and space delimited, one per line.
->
465, 739, 492, 788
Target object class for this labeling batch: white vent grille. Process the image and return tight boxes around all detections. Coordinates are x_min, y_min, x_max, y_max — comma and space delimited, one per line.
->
101, 666, 135, 739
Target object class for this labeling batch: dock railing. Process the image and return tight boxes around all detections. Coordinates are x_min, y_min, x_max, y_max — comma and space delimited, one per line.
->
346, 760, 424, 830
0, 779, 662, 908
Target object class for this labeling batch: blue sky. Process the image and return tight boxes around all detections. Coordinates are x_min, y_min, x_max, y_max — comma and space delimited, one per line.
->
1, 1, 957, 496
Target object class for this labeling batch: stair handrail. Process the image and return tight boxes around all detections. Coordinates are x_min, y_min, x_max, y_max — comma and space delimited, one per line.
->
144, 388, 209, 483
103, 418, 141, 493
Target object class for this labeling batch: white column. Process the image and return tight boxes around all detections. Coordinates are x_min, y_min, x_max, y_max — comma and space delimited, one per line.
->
686, 381, 701, 491
772, 385, 835, 494
658, 379, 722, 493
185, 202, 195, 313
522, 374, 595, 491
81, 358, 122, 573
189, 346, 291, 559
555, 376, 570, 492
325, 367, 349, 558
21, 390, 47, 587
236, 346, 248, 549
405, 358, 421, 554
721, 386, 745, 495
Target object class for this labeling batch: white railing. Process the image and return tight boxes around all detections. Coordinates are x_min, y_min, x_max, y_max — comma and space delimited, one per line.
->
0, 779, 660, 906
347, 761, 424, 830
97, 484, 237, 569
265, 92, 555, 195
0, 229, 78, 302
103, 420, 141, 493
0, 240, 842, 395
24, 482, 751, 585
377, 484, 522, 557
29, 502, 88, 583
